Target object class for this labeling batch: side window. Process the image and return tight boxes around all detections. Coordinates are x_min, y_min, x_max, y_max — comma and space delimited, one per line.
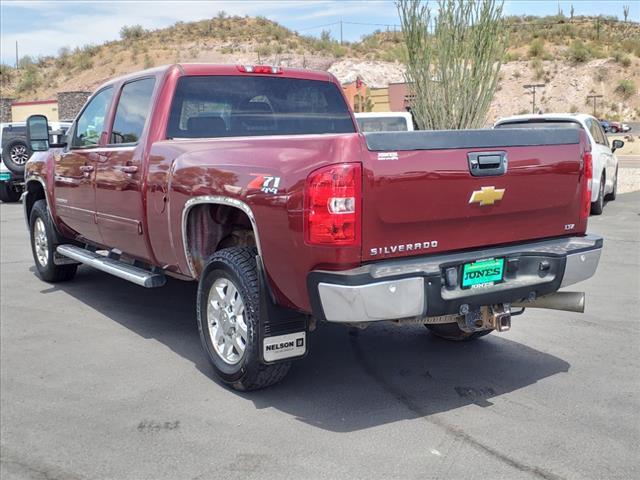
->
586, 118, 605, 146
72, 87, 113, 148
595, 122, 608, 146
110, 78, 156, 144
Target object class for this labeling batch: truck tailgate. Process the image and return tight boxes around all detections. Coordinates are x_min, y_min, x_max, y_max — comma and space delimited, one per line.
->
362, 128, 587, 260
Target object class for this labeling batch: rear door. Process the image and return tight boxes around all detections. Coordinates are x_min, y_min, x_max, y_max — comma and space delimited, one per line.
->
95, 77, 156, 261
360, 128, 586, 261
54, 87, 113, 243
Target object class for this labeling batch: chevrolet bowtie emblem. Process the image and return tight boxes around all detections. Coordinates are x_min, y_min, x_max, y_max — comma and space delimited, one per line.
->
469, 186, 505, 206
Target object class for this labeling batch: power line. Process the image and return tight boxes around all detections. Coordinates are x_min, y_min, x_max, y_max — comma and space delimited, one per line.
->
297, 21, 340, 32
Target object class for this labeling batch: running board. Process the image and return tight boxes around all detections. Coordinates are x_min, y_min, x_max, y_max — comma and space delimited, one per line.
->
56, 245, 166, 288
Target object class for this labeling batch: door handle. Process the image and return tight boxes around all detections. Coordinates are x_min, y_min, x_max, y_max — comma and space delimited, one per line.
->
121, 165, 138, 174
88, 152, 107, 162
79, 165, 94, 172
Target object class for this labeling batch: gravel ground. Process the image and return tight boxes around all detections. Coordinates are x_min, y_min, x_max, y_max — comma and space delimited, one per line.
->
618, 166, 640, 194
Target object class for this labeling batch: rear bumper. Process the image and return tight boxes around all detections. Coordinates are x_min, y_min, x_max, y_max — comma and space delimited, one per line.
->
307, 235, 603, 323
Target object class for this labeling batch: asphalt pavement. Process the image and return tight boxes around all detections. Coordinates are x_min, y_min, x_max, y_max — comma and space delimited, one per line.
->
1, 193, 639, 480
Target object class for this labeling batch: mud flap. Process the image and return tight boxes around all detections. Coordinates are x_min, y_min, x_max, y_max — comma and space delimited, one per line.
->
256, 256, 308, 364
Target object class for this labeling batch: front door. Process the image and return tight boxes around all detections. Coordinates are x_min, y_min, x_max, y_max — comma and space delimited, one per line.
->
54, 87, 114, 244
95, 77, 156, 261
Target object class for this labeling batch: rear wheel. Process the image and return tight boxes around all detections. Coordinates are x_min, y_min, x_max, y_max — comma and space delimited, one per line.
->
197, 247, 291, 391
0, 182, 21, 202
425, 322, 492, 341
29, 200, 77, 282
590, 173, 605, 215
609, 126, 619, 133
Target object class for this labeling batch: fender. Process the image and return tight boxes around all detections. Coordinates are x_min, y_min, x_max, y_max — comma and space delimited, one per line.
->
179, 195, 263, 279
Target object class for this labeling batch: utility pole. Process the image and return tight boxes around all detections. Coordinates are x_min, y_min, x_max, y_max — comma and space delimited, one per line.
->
340, 19, 343, 45
586, 94, 603, 117
523, 84, 545, 114
15, 41, 19, 69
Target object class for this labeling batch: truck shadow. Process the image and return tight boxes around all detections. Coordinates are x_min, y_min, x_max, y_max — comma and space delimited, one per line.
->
39, 266, 570, 433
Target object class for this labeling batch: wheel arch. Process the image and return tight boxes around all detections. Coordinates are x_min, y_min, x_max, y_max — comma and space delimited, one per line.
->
181, 196, 262, 279
23, 177, 48, 227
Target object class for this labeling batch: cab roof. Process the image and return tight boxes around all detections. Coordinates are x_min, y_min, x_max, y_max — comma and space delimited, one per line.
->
94, 63, 337, 92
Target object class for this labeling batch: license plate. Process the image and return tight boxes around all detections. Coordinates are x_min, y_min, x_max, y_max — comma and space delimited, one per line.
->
461, 258, 504, 289
0, 173, 11, 181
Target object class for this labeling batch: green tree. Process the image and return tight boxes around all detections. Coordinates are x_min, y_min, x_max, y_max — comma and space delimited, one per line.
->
397, 0, 507, 130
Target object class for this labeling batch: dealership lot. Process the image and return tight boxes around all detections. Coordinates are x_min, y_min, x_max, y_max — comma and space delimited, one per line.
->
1, 194, 638, 480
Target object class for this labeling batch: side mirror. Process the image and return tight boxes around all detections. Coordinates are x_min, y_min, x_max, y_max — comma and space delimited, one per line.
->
26, 115, 50, 151
611, 139, 624, 153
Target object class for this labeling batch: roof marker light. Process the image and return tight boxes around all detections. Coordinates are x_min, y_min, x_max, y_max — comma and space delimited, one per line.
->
237, 65, 282, 74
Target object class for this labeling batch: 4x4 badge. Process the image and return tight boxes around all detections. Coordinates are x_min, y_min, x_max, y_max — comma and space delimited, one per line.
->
469, 186, 505, 206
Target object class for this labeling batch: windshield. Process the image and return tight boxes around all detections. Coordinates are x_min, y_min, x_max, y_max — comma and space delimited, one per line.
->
167, 75, 355, 139
357, 116, 409, 132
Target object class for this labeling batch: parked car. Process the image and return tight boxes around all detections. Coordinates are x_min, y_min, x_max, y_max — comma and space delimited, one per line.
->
495, 113, 622, 215
607, 121, 630, 133
1, 121, 71, 174
0, 121, 71, 202
355, 111, 414, 132
23, 64, 602, 390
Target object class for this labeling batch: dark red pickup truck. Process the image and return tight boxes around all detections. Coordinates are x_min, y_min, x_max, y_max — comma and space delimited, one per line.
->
23, 64, 602, 390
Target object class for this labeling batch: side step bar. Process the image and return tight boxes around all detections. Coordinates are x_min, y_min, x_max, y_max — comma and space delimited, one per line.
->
56, 245, 166, 288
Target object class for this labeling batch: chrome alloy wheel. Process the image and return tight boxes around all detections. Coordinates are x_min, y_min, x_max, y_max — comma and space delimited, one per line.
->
10, 144, 29, 165
33, 217, 49, 267
207, 277, 248, 365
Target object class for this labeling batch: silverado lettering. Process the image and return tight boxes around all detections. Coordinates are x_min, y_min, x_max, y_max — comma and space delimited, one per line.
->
23, 63, 602, 391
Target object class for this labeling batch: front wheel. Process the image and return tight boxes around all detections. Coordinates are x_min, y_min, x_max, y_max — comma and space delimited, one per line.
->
425, 322, 493, 341
29, 200, 77, 282
196, 247, 291, 391
605, 167, 618, 201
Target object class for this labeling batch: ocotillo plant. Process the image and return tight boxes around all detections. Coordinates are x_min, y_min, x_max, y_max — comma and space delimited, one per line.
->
397, 0, 507, 130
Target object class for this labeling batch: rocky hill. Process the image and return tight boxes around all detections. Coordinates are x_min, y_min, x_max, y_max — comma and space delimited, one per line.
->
1, 14, 638, 121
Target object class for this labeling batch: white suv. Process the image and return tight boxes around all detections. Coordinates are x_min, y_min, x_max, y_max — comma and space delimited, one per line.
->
495, 113, 622, 215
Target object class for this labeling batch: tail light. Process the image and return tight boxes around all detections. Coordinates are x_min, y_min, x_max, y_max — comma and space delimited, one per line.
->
581, 150, 593, 219
304, 163, 362, 245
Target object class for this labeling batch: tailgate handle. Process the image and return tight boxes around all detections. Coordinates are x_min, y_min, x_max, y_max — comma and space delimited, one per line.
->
468, 151, 507, 177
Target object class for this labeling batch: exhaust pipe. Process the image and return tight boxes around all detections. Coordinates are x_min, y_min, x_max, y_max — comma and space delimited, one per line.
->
512, 291, 585, 313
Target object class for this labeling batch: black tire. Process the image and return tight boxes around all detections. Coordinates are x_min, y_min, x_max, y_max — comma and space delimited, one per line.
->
3, 140, 31, 175
29, 200, 77, 282
609, 126, 619, 133
590, 173, 605, 215
425, 322, 493, 341
197, 246, 291, 391
605, 167, 618, 202
0, 182, 21, 202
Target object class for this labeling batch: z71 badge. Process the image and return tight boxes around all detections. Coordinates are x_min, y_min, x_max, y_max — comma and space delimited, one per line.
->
248, 174, 282, 194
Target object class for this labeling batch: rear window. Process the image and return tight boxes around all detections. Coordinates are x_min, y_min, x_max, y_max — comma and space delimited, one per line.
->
167, 76, 355, 139
357, 117, 409, 132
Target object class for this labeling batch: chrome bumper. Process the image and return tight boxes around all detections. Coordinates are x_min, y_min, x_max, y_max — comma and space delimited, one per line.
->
318, 278, 425, 323
309, 235, 603, 323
